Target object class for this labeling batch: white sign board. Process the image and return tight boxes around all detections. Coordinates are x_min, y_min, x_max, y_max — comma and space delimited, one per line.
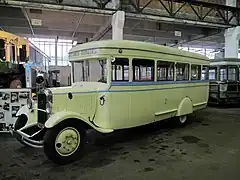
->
0, 89, 31, 132
31, 18, 42, 26
174, 30, 182, 37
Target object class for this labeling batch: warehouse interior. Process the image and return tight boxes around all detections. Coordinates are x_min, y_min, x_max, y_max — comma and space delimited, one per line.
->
1, 0, 240, 179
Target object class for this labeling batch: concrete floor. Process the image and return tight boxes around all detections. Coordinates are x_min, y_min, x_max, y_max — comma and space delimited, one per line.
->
1, 106, 240, 180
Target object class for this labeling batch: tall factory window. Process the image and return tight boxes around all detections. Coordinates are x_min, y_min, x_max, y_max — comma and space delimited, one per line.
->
57, 39, 72, 66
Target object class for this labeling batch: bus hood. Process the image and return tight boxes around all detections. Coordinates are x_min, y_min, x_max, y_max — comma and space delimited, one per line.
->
49, 82, 110, 95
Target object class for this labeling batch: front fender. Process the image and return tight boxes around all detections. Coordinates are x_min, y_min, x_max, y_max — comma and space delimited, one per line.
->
16, 105, 30, 117
16, 105, 38, 126
44, 111, 113, 133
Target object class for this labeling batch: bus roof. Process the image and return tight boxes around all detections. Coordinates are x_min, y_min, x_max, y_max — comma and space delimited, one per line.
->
69, 40, 209, 61
210, 58, 240, 62
210, 58, 240, 66
0, 30, 27, 45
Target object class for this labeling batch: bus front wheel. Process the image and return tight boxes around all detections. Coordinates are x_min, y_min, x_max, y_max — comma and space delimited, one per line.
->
43, 120, 86, 165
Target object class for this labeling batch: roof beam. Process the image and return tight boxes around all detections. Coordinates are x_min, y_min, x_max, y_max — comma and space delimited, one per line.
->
21, 7, 35, 35
1, 0, 115, 15
72, 13, 85, 38
171, 29, 223, 47
126, 13, 232, 29
1, 26, 93, 39
2, 1, 234, 29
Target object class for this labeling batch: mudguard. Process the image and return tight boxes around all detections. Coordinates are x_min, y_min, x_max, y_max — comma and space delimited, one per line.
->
16, 105, 30, 117
44, 111, 113, 133
176, 97, 193, 116
16, 104, 38, 126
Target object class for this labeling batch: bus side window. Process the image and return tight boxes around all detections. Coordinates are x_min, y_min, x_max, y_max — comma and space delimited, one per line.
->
176, 63, 189, 81
209, 67, 217, 81
111, 58, 129, 81
191, 64, 201, 80
201, 65, 209, 80
228, 66, 237, 81
132, 59, 154, 81
157, 60, 174, 81
220, 66, 227, 81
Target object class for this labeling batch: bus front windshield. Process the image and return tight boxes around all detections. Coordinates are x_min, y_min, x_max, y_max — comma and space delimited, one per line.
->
72, 59, 107, 83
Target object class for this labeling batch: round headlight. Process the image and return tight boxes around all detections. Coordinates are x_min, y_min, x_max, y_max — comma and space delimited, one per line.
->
46, 102, 52, 114
36, 74, 44, 84
27, 98, 33, 109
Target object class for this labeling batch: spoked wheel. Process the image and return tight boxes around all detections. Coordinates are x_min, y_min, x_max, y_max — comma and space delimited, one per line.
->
43, 120, 86, 165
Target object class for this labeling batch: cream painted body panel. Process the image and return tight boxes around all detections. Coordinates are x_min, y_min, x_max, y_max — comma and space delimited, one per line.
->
106, 82, 209, 130
17, 81, 208, 133
43, 82, 115, 133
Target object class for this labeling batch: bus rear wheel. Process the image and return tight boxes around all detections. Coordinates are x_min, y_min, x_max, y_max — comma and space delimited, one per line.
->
43, 120, 86, 165
174, 115, 188, 127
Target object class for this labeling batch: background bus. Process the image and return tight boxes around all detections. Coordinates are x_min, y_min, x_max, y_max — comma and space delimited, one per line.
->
0, 30, 50, 92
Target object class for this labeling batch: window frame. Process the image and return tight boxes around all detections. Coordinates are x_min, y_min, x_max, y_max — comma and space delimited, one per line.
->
227, 65, 238, 81
190, 64, 202, 81
201, 65, 209, 81
71, 60, 85, 83
111, 57, 130, 82
219, 65, 228, 81
132, 58, 155, 82
209, 66, 218, 81
156, 60, 174, 81
175, 62, 190, 81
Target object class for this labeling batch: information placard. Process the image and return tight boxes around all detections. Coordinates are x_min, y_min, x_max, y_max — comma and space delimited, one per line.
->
0, 88, 31, 132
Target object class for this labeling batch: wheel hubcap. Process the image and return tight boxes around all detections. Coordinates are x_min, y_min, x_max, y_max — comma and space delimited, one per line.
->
55, 127, 80, 156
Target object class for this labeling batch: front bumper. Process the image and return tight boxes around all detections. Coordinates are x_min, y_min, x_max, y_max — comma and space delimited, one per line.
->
9, 125, 44, 148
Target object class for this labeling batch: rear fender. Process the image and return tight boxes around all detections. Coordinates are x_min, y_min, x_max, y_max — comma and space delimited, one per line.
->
176, 97, 193, 116
44, 111, 113, 133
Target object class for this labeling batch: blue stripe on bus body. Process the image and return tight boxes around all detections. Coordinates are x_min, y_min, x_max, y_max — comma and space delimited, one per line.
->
108, 84, 208, 93
53, 80, 209, 95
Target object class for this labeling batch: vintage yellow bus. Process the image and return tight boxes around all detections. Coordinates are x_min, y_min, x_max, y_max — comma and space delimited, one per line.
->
11, 40, 209, 165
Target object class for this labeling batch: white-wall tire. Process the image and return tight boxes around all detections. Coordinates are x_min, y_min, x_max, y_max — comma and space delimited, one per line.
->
173, 115, 188, 127
179, 115, 187, 124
